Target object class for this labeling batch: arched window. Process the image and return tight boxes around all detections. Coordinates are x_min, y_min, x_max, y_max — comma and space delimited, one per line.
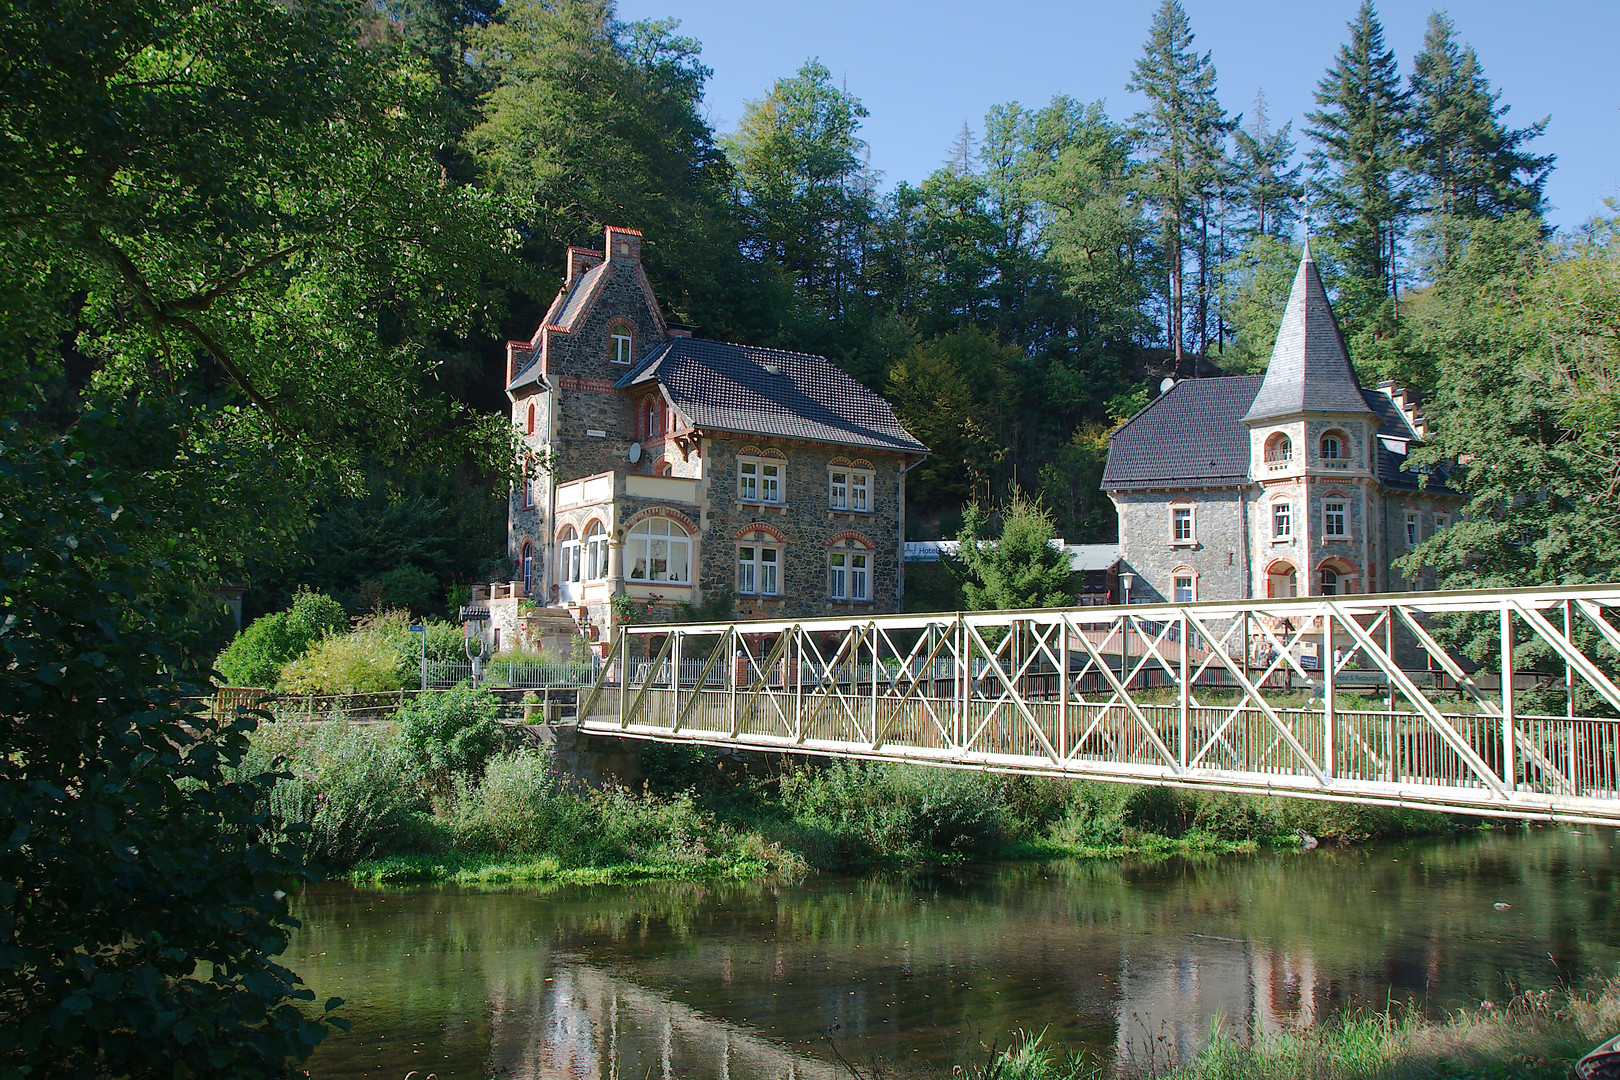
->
1266, 561, 1297, 599
521, 454, 535, 509
1320, 430, 1345, 461
521, 541, 534, 596
525, 401, 536, 435
1320, 566, 1339, 595
657, 461, 673, 477
1264, 432, 1293, 466
628, 517, 691, 583
557, 526, 581, 585
609, 321, 635, 365
828, 538, 871, 601
584, 521, 607, 581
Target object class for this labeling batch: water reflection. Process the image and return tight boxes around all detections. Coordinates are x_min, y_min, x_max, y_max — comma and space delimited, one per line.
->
291, 829, 1620, 1078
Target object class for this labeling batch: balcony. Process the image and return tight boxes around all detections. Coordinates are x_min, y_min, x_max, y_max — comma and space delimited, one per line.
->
1263, 451, 1294, 473
554, 470, 699, 509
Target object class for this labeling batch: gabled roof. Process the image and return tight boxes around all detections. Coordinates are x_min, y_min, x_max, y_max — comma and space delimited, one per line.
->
1243, 242, 1374, 423
1102, 377, 1455, 493
616, 338, 928, 455
1103, 376, 1262, 490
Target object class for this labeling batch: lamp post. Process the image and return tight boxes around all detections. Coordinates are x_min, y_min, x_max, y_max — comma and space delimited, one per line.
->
1117, 572, 1134, 691
1118, 572, 1134, 605
408, 624, 427, 692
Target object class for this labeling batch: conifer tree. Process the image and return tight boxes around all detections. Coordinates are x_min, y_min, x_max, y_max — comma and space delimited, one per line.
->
1127, 0, 1230, 374
1409, 12, 1553, 229
1231, 90, 1304, 241
1307, 0, 1412, 322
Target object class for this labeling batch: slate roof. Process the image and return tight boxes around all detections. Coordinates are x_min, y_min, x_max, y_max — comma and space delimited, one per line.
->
1102, 376, 1262, 490
1243, 242, 1374, 423
1103, 377, 1454, 493
616, 337, 928, 455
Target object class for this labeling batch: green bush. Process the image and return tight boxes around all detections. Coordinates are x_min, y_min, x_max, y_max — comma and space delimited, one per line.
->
396, 682, 505, 781
214, 588, 347, 687
778, 761, 1012, 863
279, 629, 408, 693
248, 723, 427, 870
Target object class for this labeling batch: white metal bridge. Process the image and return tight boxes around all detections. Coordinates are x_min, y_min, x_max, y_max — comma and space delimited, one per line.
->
574, 584, 1620, 825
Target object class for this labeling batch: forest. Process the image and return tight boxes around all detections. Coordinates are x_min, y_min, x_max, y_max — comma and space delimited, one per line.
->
13, 0, 1612, 623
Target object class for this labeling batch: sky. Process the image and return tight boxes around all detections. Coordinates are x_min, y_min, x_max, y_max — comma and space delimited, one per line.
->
612, 0, 1620, 233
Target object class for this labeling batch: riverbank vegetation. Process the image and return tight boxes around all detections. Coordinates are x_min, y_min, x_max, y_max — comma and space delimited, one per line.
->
958, 978, 1619, 1079
236, 689, 1476, 887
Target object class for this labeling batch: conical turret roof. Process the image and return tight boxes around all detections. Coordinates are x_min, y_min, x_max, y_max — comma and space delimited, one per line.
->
1242, 241, 1373, 423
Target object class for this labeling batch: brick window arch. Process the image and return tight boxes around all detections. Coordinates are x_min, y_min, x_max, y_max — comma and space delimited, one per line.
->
828, 536, 872, 601
525, 400, 536, 435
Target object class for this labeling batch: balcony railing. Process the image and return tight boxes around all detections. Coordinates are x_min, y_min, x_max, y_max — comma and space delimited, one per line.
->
554, 470, 699, 509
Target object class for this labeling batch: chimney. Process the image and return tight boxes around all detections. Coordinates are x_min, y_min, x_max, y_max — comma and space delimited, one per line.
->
566, 245, 603, 282
505, 341, 532, 384
666, 321, 696, 340
605, 225, 643, 264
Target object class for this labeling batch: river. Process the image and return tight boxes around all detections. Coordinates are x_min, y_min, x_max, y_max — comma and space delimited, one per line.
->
291, 828, 1619, 1078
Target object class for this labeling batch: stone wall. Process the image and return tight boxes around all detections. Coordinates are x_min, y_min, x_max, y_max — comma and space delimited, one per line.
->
1112, 488, 1247, 603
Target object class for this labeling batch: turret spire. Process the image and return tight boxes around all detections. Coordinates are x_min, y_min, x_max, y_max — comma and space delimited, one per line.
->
1242, 244, 1371, 423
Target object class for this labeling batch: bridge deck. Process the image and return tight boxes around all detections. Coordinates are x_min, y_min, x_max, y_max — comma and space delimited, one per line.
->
575, 584, 1620, 825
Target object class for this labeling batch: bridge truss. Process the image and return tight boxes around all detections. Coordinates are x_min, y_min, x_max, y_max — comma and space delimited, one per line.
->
575, 584, 1620, 825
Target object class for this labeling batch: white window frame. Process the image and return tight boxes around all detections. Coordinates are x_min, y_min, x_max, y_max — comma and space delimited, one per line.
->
828, 543, 871, 601
611, 330, 633, 365
627, 517, 691, 584
739, 455, 785, 504
1320, 433, 1342, 460
1406, 512, 1419, 547
829, 467, 874, 512
738, 543, 781, 596
1321, 567, 1340, 595
1272, 501, 1291, 540
1323, 499, 1348, 539
1171, 505, 1195, 546
1434, 514, 1450, 536
584, 522, 607, 581
1173, 574, 1196, 604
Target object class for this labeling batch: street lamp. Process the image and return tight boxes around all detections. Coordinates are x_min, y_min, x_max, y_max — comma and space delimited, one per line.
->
1118, 572, 1134, 605
408, 624, 427, 692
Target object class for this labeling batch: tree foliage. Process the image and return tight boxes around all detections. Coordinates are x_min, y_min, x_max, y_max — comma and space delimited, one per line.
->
953, 497, 1073, 612
216, 591, 348, 688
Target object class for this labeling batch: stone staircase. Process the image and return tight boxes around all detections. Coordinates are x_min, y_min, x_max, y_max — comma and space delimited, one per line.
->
525, 605, 587, 658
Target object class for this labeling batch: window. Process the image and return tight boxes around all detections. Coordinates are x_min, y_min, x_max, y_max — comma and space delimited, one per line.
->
1320, 432, 1342, 460
739, 455, 784, 503
1321, 567, 1339, 595
1172, 506, 1194, 545
584, 521, 607, 581
738, 543, 780, 596
1323, 500, 1347, 538
1272, 501, 1291, 539
829, 540, 871, 601
521, 456, 535, 509
627, 517, 691, 583
521, 541, 534, 595
640, 397, 665, 441
525, 401, 536, 435
1174, 575, 1195, 604
1265, 432, 1293, 465
611, 329, 633, 365
1434, 514, 1450, 535
1406, 512, 1419, 547
558, 527, 582, 584
830, 468, 873, 512
657, 461, 673, 477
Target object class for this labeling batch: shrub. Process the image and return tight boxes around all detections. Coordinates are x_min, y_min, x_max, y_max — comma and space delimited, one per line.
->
279, 630, 407, 693
214, 588, 347, 687
396, 682, 505, 781
248, 723, 426, 870
778, 761, 1011, 864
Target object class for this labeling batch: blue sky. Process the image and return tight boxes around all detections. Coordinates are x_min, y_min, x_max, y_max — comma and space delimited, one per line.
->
612, 0, 1620, 233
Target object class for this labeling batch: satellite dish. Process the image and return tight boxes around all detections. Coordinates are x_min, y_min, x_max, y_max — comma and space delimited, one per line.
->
627, 442, 642, 464
1160, 377, 1176, 394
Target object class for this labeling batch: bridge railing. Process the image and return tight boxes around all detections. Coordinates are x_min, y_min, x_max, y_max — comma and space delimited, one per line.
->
570, 584, 1620, 823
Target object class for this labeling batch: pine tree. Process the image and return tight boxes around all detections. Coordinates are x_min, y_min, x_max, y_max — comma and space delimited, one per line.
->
1231, 90, 1304, 241
1410, 12, 1553, 229
1127, 0, 1230, 375
1307, 0, 1412, 322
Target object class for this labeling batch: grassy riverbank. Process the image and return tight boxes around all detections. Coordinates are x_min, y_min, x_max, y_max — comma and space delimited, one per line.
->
964, 980, 1619, 1079
237, 691, 1486, 886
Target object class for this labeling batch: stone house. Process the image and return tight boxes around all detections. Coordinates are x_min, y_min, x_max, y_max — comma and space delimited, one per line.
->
1101, 244, 1463, 606
494, 226, 928, 651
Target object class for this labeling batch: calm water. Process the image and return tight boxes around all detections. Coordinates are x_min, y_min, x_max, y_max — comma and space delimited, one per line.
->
292, 829, 1620, 1079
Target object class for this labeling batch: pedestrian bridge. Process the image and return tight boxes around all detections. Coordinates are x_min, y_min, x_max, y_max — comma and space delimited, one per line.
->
574, 584, 1620, 825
